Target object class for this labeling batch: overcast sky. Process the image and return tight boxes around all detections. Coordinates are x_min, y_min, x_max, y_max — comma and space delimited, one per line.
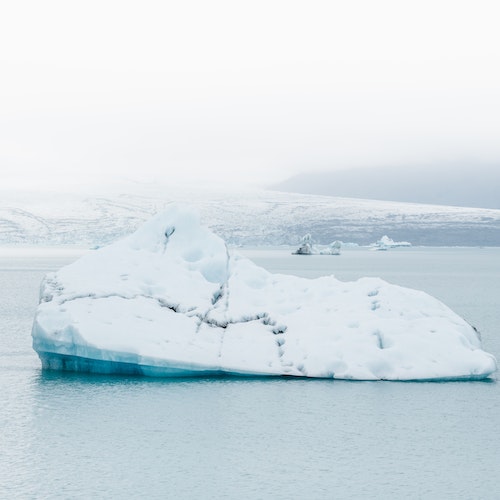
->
1, 0, 499, 190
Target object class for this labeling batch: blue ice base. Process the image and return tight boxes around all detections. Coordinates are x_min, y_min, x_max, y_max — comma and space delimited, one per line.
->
35, 352, 494, 381
35, 351, 279, 378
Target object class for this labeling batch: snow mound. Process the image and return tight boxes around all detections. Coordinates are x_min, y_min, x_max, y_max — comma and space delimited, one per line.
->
32, 205, 497, 380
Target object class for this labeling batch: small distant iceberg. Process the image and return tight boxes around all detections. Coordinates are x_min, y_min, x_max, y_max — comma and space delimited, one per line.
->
371, 235, 412, 251
32, 205, 496, 380
292, 234, 314, 255
293, 234, 341, 255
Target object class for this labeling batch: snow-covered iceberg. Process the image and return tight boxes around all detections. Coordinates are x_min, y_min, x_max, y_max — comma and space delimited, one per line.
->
293, 234, 341, 255
371, 235, 412, 250
32, 205, 496, 380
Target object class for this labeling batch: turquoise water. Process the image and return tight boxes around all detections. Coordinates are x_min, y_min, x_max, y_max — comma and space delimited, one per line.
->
1, 247, 499, 499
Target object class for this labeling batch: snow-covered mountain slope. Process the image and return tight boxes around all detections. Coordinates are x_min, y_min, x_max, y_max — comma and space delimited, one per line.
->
1, 183, 500, 246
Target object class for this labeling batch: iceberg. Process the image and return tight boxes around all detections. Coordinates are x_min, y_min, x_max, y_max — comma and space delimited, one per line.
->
292, 233, 314, 255
319, 240, 342, 255
371, 235, 412, 251
32, 205, 496, 380
293, 234, 341, 255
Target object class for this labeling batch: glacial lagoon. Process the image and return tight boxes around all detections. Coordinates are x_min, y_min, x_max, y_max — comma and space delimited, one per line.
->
1, 246, 499, 499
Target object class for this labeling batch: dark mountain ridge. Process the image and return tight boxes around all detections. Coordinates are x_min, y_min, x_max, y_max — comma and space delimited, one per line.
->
272, 164, 500, 209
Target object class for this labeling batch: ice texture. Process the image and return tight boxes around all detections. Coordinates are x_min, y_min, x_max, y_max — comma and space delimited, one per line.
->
32, 205, 497, 380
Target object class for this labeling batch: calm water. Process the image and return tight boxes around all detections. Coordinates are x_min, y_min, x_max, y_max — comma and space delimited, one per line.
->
1, 247, 499, 499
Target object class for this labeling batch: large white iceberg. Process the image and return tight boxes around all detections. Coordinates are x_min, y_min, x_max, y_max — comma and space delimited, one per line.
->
32, 205, 497, 380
